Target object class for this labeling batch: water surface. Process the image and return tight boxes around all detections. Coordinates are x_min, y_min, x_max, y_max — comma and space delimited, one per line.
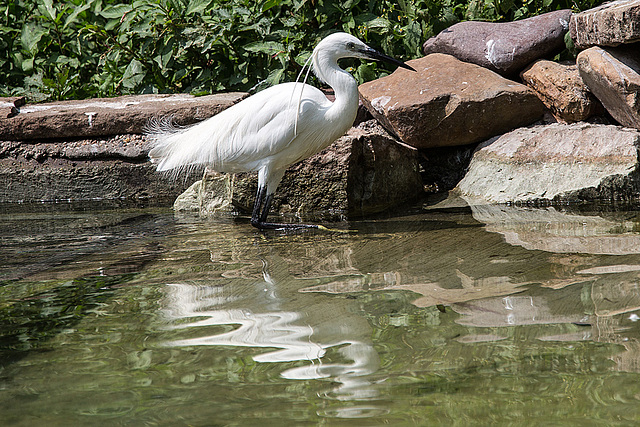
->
2, 201, 640, 425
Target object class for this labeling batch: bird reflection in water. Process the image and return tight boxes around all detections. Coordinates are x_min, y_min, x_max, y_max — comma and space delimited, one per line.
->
160, 266, 383, 407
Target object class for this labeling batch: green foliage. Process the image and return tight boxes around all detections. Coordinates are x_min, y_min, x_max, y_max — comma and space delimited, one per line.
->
1, 0, 606, 102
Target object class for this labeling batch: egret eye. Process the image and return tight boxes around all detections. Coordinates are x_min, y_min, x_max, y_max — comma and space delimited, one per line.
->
346, 42, 356, 50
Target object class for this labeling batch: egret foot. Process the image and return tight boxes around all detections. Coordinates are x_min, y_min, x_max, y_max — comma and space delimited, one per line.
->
250, 219, 320, 231
250, 186, 318, 231
249, 186, 349, 231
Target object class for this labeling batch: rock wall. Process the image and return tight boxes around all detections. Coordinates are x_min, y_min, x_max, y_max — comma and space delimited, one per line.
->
0, 94, 245, 203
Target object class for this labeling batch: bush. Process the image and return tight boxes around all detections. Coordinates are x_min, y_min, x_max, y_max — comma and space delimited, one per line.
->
1, 0, 606, 102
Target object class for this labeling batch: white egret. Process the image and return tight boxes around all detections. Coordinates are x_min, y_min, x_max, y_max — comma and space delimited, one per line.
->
147, 32, 415, 230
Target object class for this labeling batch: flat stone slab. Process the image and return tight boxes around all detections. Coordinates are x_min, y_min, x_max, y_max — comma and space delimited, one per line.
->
0, 93, 247, 140
0, 134, 197, 202
455, 122, 640, 204
423, 10, 572, 76
174, 120, 424, 219
0, 157, 193, 203
577, 45, 640, 129
570, 0, 640, 49
0, 134, 151, 162
359, 53, 544, 149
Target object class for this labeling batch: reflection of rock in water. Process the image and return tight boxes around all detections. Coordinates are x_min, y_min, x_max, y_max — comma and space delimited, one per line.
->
452, 294, 588, 327
451, 280, 640, 374
300, 270, 530, 308
469, 204, 640, 255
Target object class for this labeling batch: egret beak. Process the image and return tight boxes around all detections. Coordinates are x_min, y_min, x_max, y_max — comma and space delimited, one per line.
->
361, 47, 416, 72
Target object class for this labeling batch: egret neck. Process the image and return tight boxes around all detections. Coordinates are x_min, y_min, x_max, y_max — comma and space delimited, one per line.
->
312, 47, 360, 131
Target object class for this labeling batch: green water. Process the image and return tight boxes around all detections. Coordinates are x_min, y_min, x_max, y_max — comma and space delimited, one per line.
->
2, 201, 640, 425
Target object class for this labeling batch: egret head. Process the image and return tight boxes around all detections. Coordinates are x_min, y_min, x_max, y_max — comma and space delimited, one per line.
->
313, 32, 416, 72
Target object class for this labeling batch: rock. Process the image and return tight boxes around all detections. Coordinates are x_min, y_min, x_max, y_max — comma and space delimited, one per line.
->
358, 54, 544, 149
0, 97, 25, 118
174, 120, 424, 218
0, 133, 151, 161
422, 10, 573, 76
0, 157, 193, 203
0, 134, 197, 202
577, 45, 640, 129
0, 93, 247, 140
520, 60, 601, 122
455, 122, 640, 204
173, 171, 233, 215
570, 0, 640, 49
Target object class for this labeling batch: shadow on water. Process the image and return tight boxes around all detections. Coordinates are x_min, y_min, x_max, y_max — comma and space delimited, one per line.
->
2, 200, 640, 423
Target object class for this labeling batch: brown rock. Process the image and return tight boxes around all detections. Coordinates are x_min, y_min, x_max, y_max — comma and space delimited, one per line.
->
422, 10, 573, 76
455, 122, 640, 204
577, 45, 640, 129
520, 60, 601, 122
0, 134, 151, 161
358, 54, 544, 149
174, 120, 424, 218
570, 0, 640, 49
0, 93, 247, 141
0, 97, 26, 118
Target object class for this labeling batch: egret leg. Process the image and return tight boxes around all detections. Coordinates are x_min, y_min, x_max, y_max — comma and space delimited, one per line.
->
250, 186, 318, 230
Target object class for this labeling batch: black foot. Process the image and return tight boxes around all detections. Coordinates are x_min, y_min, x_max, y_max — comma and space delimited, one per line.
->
251, 219, 319, 231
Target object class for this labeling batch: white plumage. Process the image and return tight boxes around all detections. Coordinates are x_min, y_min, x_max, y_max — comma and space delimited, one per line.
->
147, 32, 414, 230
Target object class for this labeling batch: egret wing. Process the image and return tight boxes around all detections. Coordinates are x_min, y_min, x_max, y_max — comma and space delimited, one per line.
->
148, 83, 328, 174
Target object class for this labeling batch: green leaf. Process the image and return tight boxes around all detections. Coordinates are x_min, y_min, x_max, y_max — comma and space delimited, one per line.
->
42, 0, 57, 21
21, 57, 34, 72
262, 0, 280, 12
154, 40, 174, 69
64, 2, 93, 30
186, 0, 212, 15
100, 4, 133, 19
356, 13, 391, 29
265, 68, 284, 86
402, 20, 422, 55
243, 41, 285, 55
21, 24, 47, 54
354, 62, 376, 84
122, 59, 145, 89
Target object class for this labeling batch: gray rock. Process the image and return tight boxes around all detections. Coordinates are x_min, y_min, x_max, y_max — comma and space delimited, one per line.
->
173, 171, 234, 214
174, 120, 424, 218
0, 93, 247, 140
570, 0, 640, 49
577, 45, 640, 129
358, 53, 544, 149
455, 122, 640, 204
0, 156, 194, 203
0, 133, 197, 202
422, 10, 573, 76
520, 60, 601, 122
